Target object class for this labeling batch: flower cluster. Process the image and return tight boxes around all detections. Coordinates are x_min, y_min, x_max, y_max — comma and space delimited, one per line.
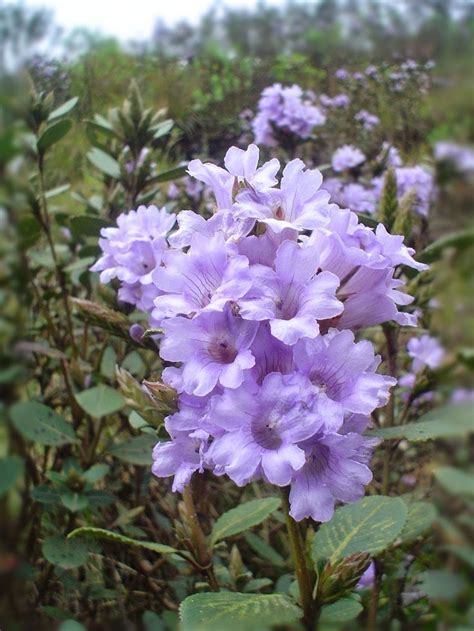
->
252, 83, 326, 147
331, 145, 366, 172
93, 144, 427, 522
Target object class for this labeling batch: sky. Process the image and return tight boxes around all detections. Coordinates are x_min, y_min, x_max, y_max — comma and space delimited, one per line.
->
16, 0, 283, 41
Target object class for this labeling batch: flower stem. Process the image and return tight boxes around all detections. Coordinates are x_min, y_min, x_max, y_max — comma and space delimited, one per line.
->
281, 488, 315, 629
182, 480, 219, 591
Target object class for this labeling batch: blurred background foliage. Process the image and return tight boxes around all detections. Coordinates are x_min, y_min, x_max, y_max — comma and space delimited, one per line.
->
0, 0, 473, 629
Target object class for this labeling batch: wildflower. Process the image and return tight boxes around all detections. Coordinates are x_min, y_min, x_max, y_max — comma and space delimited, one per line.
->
332, 145, 366, 172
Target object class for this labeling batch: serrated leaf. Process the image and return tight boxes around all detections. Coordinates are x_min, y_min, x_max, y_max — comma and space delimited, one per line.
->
9, 401, 77, 446
67, 527, 176, 554
399, 500, 437, 542
37, 119, 72, 153
48, 97, 79, 121
319, 597, 363, 623
0, 456, 24, 497
75, 385, 125, 417
179, 592, 301, 631
87, 148, 121, 179
312, 496, 407, 564
210, 498, 281, 548
435, 466, 474, 497
42, 535, 89, 569
109, 434, 157, 465
368, 402, 474, 441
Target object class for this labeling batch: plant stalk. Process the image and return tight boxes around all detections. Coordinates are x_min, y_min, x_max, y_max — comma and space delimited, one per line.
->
281, 488, 315, 630
182, 480, 219, 591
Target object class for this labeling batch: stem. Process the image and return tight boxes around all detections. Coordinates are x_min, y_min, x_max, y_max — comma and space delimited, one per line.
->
281, 488, 314, 629
367, 558, 382, 631
36, 152, 78, 358
381, 324, 398, 496
182, 480, 219, 591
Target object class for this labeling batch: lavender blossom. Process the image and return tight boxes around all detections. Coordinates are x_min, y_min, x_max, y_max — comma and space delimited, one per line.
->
332, 145, 366, 172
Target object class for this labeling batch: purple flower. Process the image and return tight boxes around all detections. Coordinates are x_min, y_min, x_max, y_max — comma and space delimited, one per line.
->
188, 144, 279, 209
235, 159, 331, 233
357, 561, 375, 589
160, 308, 259, 396
252, 83, 326, 147
288, 431, 376, 522
239, 240, 342, 345
335, 68, 350, 80
332, 145, 366, 172
341, 183, 377, 214
372, 165, 435, 217
91, 205, 175, 312
320, 93, 350, 108
152, 235, 252, 321
208, 373, 322, 486
407, 335, 445, 373
152, 430, 211, 492
355, 109, 380, 130
293, 329, 396, 428
434, 142, 474, 173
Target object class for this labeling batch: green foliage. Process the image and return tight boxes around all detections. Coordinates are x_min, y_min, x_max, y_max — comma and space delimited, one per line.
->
209, 498, 281, 547
369, 402, 474, 441
9, 401, 77, 446
68, 527, 176, 555
435, 466, 474, 497
75, 385, 126, 417
312, 496, 408, 564
179, 592, 301, 631
0, 455, 24, 497
378, 168, 398, 230
108, 434, 158, 465
42, 535, 90, 569
399, 500, 437, 543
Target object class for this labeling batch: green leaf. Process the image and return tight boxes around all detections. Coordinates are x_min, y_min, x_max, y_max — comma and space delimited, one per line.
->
87, 148, 121, 179
435, 466, 474, 497
179, 593, 301, 631
319, 597, 363, 623
42, 535, 89, 569
418, 229, 474, 264
357, 213, 378, 229
418, 570, 465, 601
312, 496, 407, 564
83, 463, 109, 483
45, 184, 70, 199
60, 491, 90, 512
109, 434, 157, 465
9, 401, 77, 446
59, 621, 87, 631
209, 498, 281, 548
244, 532, 286, 567
149, 165, 187, 184
445, 545, 474, 568
48, 97, 79, 120
75, 385, 125, 417
399, 500, 437, 543
153, 119, 174, 139
67, 527, 176, 554
69, 215, 110, 239
37, 119, 73, 153
0, 456, 24, 497
368, 402, 474, 441
31, 484, 61, 504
